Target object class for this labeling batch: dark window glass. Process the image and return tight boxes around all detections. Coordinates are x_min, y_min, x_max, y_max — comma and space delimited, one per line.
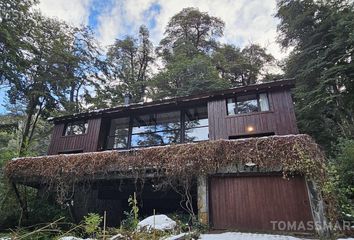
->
236, 94, 258, 114
227, 93, 269, 115
184, 106, 209, 142
64, 121, 88, 136
107, 117, 129, 149
131, 111, 181, 147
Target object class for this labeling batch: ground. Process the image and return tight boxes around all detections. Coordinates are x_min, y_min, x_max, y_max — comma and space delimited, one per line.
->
164, 232, 354, 240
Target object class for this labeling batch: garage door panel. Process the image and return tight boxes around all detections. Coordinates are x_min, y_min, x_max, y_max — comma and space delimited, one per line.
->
210, 175, 313, 231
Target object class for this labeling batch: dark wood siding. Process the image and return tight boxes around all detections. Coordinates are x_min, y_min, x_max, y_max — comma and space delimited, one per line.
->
48, 118, 102, 155
209, 175, 313, 232
208, 89, 298, 140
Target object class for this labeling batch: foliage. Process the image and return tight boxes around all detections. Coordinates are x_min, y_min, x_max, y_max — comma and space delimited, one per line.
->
276, 0, 354, 221
170, 212, 208, 234
157, 7, 224, 59
150, 8, 230, 100
1, 0, 105, 155
328, 139, 354, 219
151, 8, 275, 99
149, 52, 229, 99
83, 213, 102, 237
121, 193, 140, 231
213, 44, 276, 87
276, 0, 354, 151
57, 26, 107, 114
90, 25, 154, 107
0, 115, 67, 229
5, 135, 337, 221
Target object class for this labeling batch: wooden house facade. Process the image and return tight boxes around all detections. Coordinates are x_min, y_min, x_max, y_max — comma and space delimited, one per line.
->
48, 79, 298, 155
7, 79, 329, 235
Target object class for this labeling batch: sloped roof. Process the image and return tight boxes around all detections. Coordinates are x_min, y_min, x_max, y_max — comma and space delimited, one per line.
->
49, 79, 295, 123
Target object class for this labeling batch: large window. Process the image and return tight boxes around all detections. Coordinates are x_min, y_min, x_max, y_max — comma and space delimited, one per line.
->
227, 93, 269, 115
63, 120, 88, 136
131, 111, 181, 147
106, 117, 129, 149
184, 106, 209, 142
105, 106, 209, 149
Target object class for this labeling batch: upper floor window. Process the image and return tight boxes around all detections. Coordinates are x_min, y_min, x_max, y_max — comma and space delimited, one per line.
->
131, 111, 181, 147
227, 93, 269, 115
105, 105, 209, 150
64, 120, 88, 136
107, 117, 129, 149
184, 106, 209, 142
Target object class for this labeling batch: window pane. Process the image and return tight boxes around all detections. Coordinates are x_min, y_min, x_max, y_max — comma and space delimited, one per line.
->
259, 93, 270, 111
64, 121, 88, 136
236, 94, 258, 114
185, 126, 209, 142
107, 117, 129, 149
156, 111, 181, 131
185, 106, 208, 128
184, 106, 209, 142
107, 130, 129, 149
131, 130, 180, 147
132, 111, 180, 134
227, 98, 236, 115
131, 111, 181, 147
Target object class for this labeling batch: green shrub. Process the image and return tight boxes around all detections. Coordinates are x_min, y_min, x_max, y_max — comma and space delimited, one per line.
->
329, 139, 354, 220
121, 193, 139, 231
83, 213, 102, 237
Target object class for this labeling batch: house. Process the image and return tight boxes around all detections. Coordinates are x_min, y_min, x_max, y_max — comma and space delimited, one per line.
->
6, 79, 329, 235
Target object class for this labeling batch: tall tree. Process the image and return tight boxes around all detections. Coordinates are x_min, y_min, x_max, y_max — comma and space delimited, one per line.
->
59, 26, 106, 113
149, 51, 229, 99
157, 7, 224, 60
0, 8, 83, 155
150, 8, 229, 99
276, 0, 354, 150
213, 44, 275, 87
0, 0, 35, 85
91, 25, 153, 106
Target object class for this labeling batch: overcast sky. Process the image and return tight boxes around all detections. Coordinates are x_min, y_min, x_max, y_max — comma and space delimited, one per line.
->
37, 0, 289, 59
0, 0, 290, 113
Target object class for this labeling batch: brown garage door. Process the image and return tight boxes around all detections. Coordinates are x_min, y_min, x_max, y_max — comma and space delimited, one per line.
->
210, 175, 313, 231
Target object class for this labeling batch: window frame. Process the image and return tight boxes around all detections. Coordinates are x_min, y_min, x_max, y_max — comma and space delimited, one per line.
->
130, 111, 182, 148
63, 120, 89, 136
226, 92, 270, 116
106, 117, 130, 150
105, 105, 209, 150
183, 107, 209, 143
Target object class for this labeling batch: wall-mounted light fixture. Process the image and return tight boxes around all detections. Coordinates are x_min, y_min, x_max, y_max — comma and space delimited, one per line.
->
246, 125, 255, 133
245, 162, 256, 167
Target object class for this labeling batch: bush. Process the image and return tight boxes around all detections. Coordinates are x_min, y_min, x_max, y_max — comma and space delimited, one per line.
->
121, 193, 139, 231
83, 213, 102, 238
329, 139, 354, 220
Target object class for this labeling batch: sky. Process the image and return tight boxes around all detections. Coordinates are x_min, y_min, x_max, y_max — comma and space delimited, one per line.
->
0, 0, 290, 114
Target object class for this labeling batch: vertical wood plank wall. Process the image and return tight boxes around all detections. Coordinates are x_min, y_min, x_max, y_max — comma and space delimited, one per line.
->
208, 89, 298, 140
48, 88, 298, 154
48, 118, 102, 155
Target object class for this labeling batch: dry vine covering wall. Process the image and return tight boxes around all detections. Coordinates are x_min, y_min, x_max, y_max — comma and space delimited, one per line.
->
6, 134, 326, 184
6, 134, 339, 221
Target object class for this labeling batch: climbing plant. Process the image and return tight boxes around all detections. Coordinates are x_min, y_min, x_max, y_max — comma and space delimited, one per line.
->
5, 135, 338, 222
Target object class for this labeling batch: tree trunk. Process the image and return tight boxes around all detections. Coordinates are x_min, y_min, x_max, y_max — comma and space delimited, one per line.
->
19, 98, 37, 156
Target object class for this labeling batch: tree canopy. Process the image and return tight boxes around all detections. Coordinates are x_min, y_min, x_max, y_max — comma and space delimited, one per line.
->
276, 0, 354, 150
1, 0, 354, 230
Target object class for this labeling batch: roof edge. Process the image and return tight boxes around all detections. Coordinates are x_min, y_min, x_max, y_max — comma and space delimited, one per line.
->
49, 78, 295, 123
